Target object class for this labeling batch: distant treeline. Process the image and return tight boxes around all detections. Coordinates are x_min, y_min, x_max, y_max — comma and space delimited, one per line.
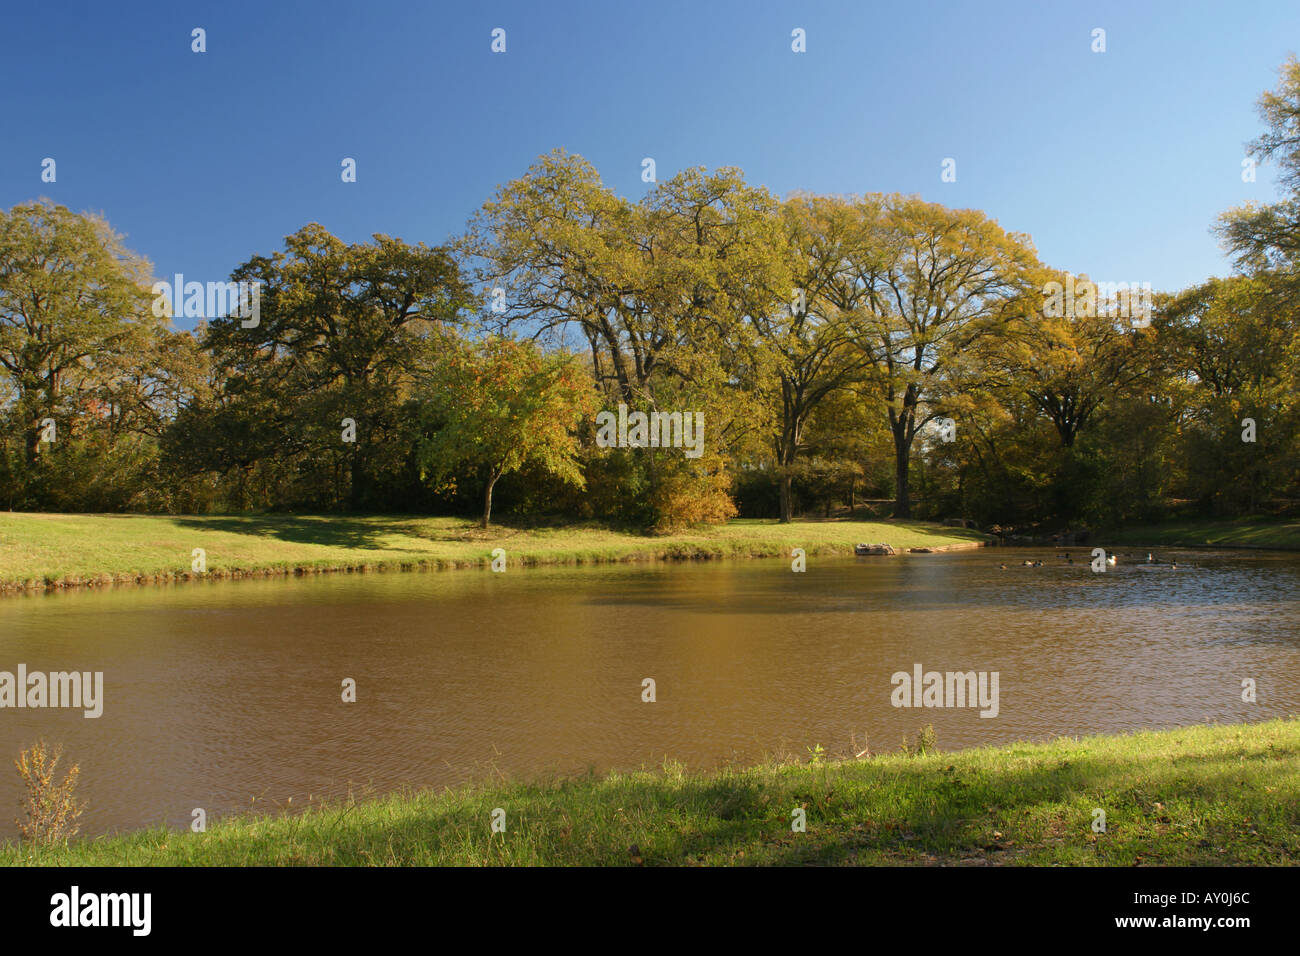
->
3, 59, 1300, 531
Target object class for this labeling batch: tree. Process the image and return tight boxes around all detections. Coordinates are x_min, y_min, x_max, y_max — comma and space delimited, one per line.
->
189, 224, 468, 510
1162, 275, 1300, 512
750, 195, 875, 521
997, 269, 1159, 449
834, 196, 1039, 518
462, 152, 788, 525
0, 200, 155, 466
459, 150, 647, 401
418, 336, 596, 528
1218, 54, 1300, 273
462, 151, 786, 409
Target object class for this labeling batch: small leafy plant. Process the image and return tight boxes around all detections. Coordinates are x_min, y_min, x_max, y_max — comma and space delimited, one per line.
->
900, 724, 939, 757
14, 741, 85, 845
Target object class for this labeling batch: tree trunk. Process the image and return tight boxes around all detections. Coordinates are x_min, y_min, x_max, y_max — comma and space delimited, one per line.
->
891, 386, 918, 519
777, 412, 801, 523
482, 472, 499, 529
21, 392, 45, 467
23, 421, 41, 467
348, 446, 367, 512
894, 430, 912, 519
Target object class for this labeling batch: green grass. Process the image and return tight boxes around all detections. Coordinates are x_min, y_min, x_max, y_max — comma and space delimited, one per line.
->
5, 719, 1296, 866
1106, 517, 1300, 550
0, 513, 987, 592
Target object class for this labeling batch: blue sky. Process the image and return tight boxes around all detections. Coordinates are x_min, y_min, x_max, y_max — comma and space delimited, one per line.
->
2, 0, 1295, 330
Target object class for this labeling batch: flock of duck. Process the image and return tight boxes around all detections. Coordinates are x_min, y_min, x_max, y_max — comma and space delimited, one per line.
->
998, 552, 1184, 571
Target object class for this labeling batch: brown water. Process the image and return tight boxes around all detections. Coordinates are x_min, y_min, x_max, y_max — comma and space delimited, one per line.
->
0, 547, 1297, 838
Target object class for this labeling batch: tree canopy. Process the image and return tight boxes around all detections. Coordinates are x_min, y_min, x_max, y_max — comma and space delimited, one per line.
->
5, 57, 1300, 531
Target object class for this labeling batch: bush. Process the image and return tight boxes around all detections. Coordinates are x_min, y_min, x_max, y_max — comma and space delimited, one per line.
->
14, 741, 85, 845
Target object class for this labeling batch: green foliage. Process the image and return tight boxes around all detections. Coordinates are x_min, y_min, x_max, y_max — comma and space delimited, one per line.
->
168, 224, 468, 512
7, 57, 1300, 529
0, 200, 186, 510
1217, 54, 1300, 272
417, 336, 596, 527
900, 724, 938, 757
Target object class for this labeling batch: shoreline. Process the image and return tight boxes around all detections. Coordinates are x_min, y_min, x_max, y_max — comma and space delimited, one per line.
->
0, 513, 991, 598
5, 717, 1295, 866
0, 539, 990, 597
5, 511, 1299, 600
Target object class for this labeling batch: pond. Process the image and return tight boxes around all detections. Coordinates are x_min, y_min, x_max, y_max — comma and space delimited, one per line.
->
0, 547, 1296, 838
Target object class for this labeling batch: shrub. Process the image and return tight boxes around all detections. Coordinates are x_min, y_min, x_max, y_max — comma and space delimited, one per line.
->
14, 741, 85, 845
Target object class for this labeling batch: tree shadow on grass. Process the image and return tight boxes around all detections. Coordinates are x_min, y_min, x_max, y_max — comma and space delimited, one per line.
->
166, 514, 652, 555
169, 514, 440, 554
295, 743, 1299, 866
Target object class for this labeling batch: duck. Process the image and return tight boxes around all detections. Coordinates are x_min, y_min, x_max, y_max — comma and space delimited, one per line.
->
1106, 554, 1117, 567
1146, 553, 1153, 563
998, 563, 1008, 570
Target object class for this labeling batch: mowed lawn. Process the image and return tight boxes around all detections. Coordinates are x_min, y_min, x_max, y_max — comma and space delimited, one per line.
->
4, 719, 1296, 866
0, 513, 987, 589
1107, 517, 1300, 550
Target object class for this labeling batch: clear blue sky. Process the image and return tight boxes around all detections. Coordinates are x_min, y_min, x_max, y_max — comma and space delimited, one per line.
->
3, 0, 1295, 330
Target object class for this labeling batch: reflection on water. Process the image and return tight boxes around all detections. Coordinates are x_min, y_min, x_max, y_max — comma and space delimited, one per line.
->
0, 547, 1296, 837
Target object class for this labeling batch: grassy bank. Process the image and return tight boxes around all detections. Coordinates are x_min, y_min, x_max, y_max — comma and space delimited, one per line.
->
4, 719, 1295, 866
1105, 517, 1300, 550
0, 513, 986, 592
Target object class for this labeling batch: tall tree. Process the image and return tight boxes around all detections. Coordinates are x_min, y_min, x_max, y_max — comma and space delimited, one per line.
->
750, 195, 875, 522
837, 196, 1039, 518
1218, 54, 1300, 273
463, 152, 789, 526
460, 150, 646, 401
1163, 274, 1300, 511
998, 269, 1159, 448
462, 151, 786, 405
0, 200, 156, 465
191, 224, 468, 509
